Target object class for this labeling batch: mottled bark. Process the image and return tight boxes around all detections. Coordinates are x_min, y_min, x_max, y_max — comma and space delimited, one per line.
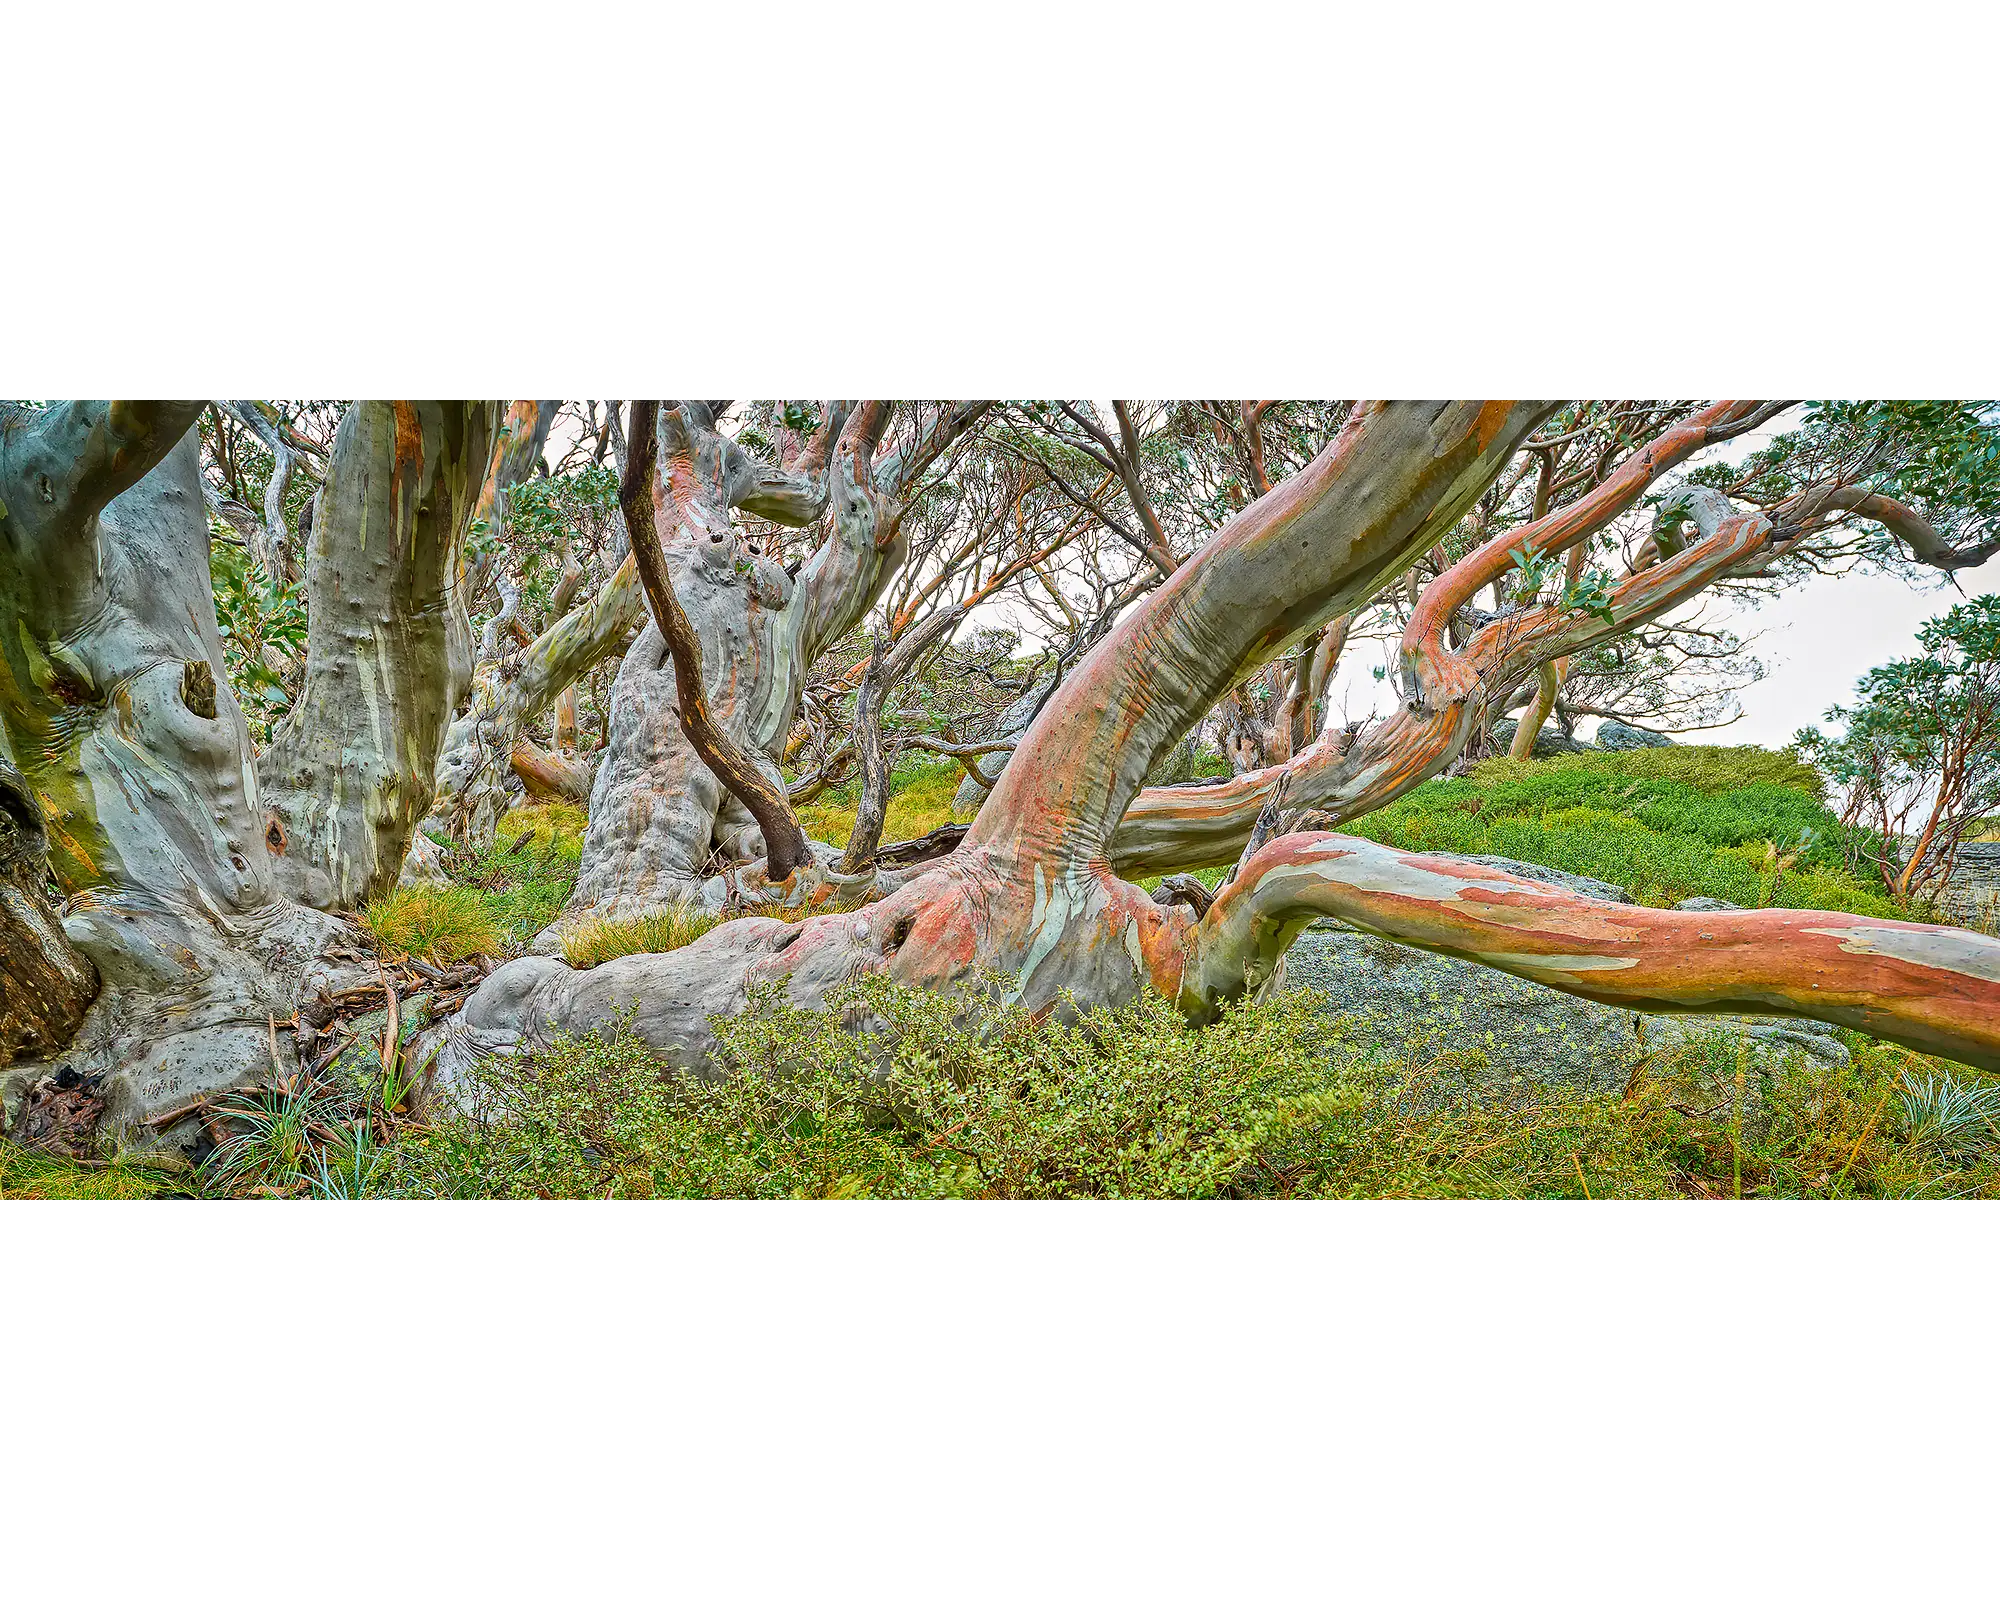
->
0, 760, 97, 1067
1508, 660, 1565, 759
0, 408, 354, 1148
555, 402, 987, 933
1184, 834, 2000, 1069
438, 402, 1553, 1077
259, 401, 499, 908
221, 400, 301, 584
624, 401, 813, 881
433, 553, 644, 849
512, 739, 591, 803
1108, 403, 1784, 874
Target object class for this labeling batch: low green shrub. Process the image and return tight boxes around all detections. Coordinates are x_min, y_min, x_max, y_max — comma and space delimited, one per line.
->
305, 975, 2000, 1201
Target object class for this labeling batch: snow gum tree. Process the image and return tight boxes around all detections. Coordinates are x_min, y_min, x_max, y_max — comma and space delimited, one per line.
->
258, 401, 499, 908
435, 401, 2000, 1091
8, 397, 2000, 1160
0, 403, 359, 1144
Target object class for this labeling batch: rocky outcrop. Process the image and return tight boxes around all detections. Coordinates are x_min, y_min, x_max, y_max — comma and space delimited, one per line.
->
1490, 717, 1587, 757
1597, 720, 1676, 750
1939, 842, 2000, 929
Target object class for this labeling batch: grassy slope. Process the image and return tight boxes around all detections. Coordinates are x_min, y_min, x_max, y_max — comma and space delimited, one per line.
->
1343, 745, 1912, 919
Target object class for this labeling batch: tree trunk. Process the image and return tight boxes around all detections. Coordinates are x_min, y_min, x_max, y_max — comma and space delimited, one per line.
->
433, 552, 646, 850
259, 401, 499, 908
1508, 660, 1565, 759
0, 406, 356, 1149
0, 760, 97, 1068
551, 402, 986, 935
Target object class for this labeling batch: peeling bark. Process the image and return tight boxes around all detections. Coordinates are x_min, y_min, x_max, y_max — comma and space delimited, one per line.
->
439, 402, 1553, 1075
0, 407, 355, 1149
259, 401, 500, 908
1185, 834, 2000, 1069
0, 760, 97, 1067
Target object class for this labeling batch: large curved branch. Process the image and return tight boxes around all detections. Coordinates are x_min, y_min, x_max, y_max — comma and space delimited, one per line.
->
1404, 400, 1785, 695
625, 401, 813, 881
1787, 482, 2000, 573
1110, 494, 1785, 875
1183, 832, 2000, 1072
972, 402, 1554, 868
2, 401, 207, 548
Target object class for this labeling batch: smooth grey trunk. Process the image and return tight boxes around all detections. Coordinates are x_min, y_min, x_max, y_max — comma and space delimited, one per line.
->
0, 408, 355, 1149
432, 553, 645, 851
259, 401, 499, 908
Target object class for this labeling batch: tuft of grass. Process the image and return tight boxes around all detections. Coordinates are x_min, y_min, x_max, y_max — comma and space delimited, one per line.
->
428, 804, 588, 951
1896, 1072, 2000, 1156
559, 903, 721, 968
363, 885, 504, 965
0, 1142, 190, 1199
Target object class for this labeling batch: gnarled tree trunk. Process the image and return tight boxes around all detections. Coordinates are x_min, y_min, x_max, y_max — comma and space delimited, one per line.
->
0, 405, 356, 1150
259, 401, 499, 908
0, 759, 97, 1068
551, 402, 987, 935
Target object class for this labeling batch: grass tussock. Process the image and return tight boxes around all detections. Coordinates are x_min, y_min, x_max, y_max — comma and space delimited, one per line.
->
410, 803, 588, 953
559, 903, 721, 968
1346, 744, 1911, 917
0, 1141, 190, 1199
363, 885, 504, 965
796, 758, 968, 849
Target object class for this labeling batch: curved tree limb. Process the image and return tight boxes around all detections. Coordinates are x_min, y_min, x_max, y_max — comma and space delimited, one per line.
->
624, 401, 813, 881
1184, 832, 2000, 1071
975, 402, 1555, 869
